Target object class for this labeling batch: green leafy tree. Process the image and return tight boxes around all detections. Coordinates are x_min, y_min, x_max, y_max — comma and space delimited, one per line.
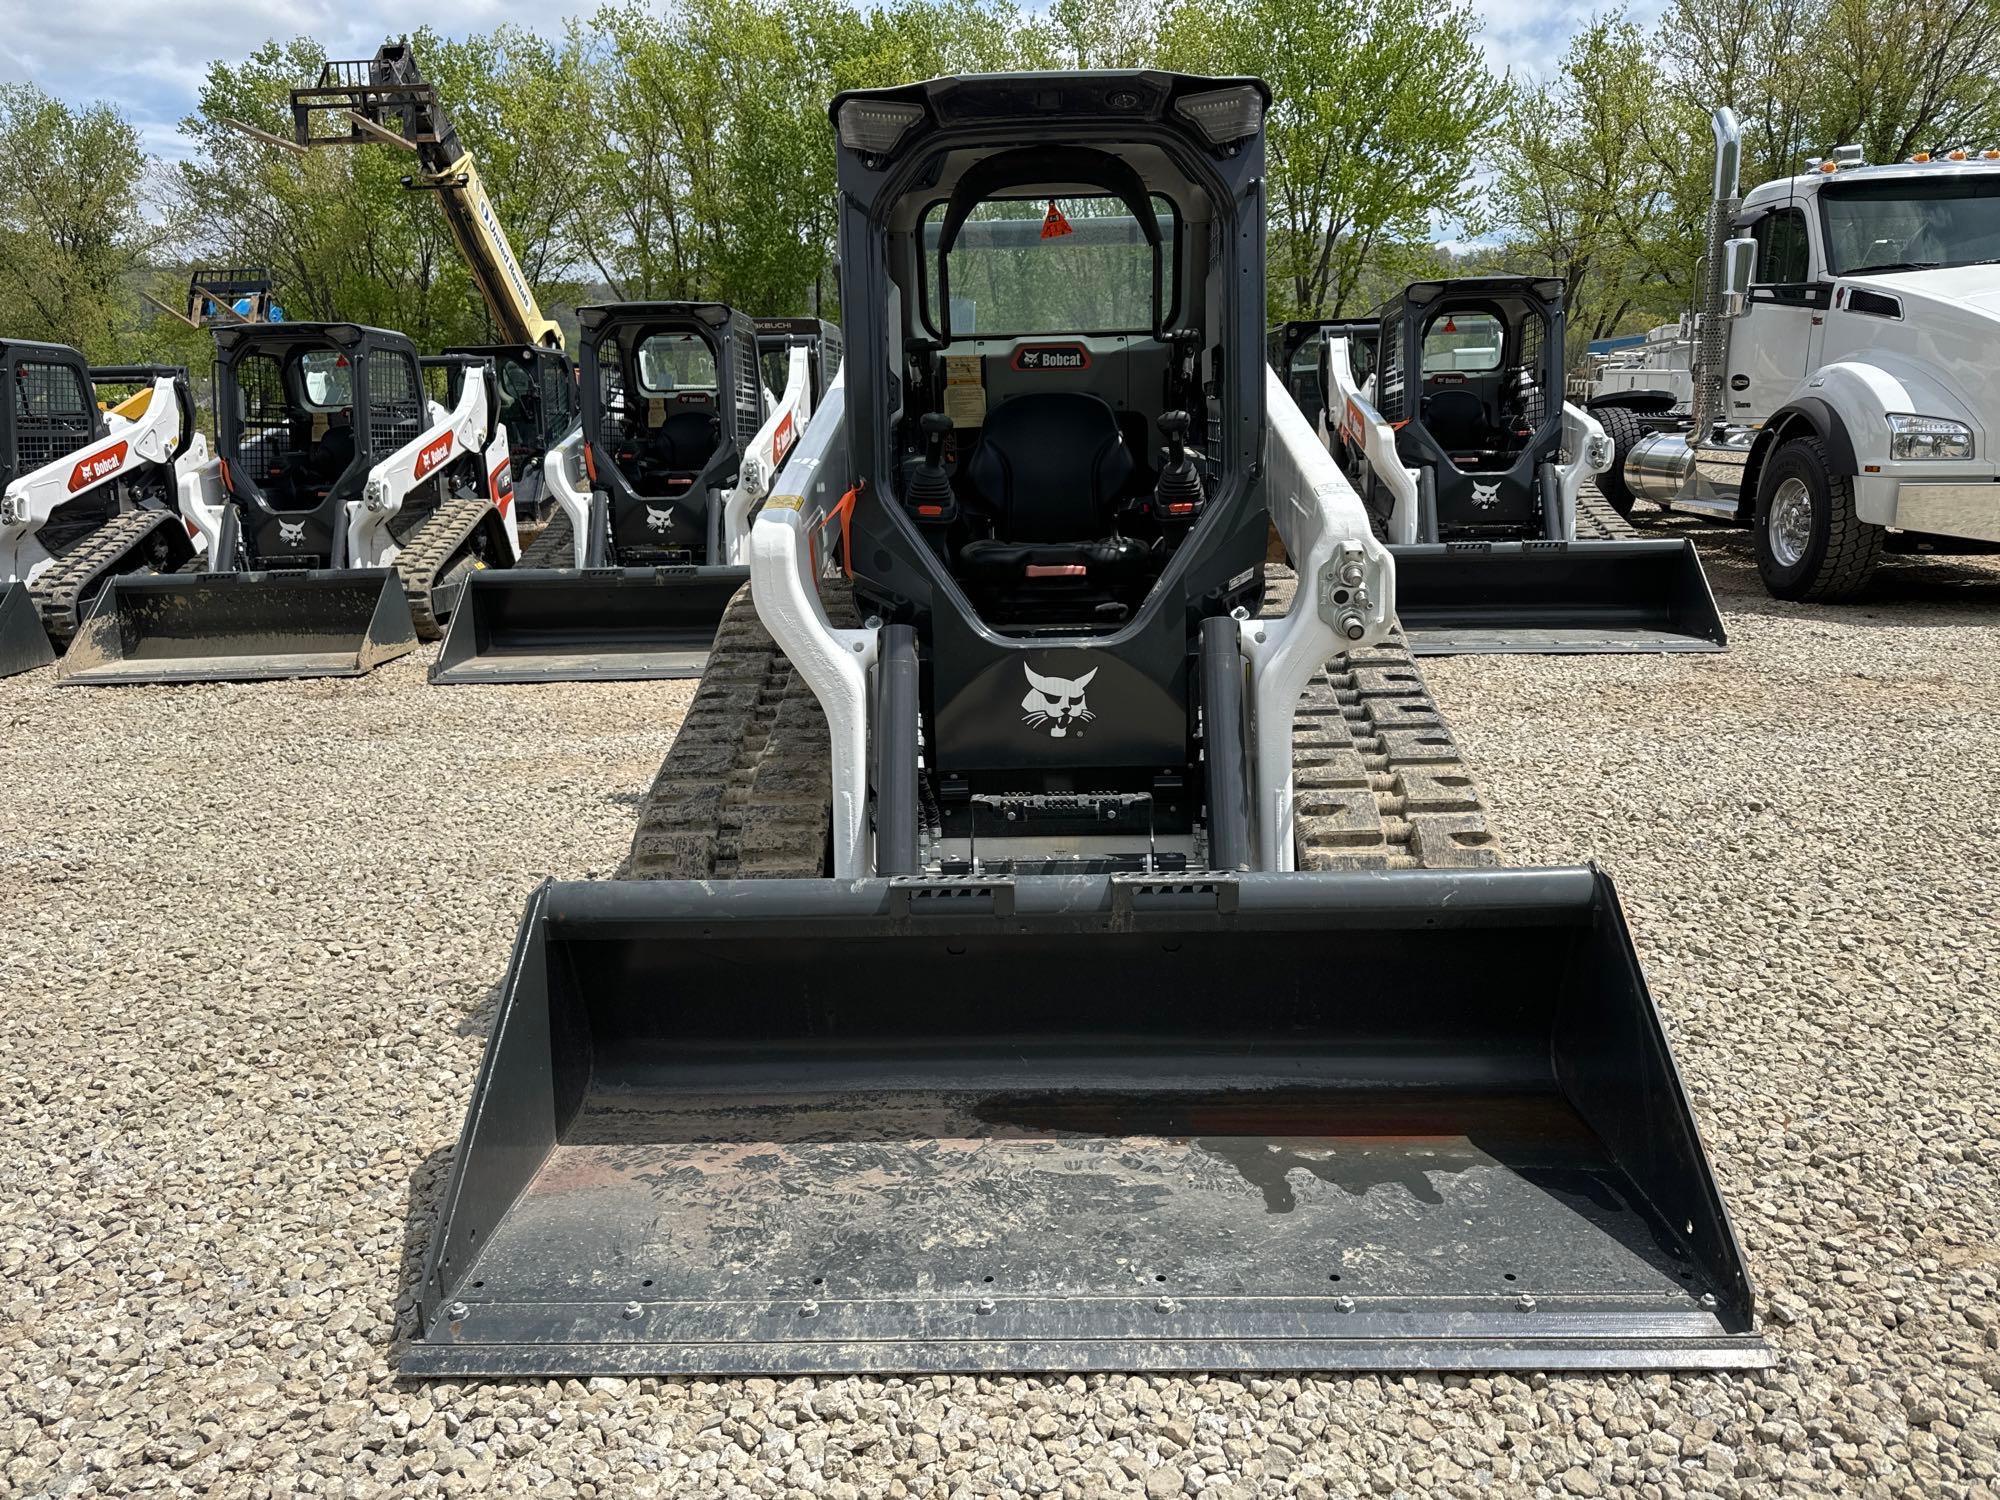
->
1159, 0, 1503, 319
0, 84, 154, 357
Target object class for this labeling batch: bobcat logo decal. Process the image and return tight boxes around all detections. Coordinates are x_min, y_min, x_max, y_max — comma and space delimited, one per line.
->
1021, 664, 1096, 739
277, 519, 306, 546
1469, 481, 1500, 509
645, 505, 673, 533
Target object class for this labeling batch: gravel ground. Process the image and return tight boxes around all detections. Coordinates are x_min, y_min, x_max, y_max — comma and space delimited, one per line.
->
3, 520, 1998, 1498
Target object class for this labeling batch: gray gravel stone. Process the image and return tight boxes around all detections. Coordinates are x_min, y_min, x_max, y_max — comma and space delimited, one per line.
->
1, 524, 1996, 1498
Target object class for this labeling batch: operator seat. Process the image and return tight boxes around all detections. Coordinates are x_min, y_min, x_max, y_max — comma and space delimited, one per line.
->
958, 392, 1147, 589
1422, 387, 1494, 465
649, 408, 720, 493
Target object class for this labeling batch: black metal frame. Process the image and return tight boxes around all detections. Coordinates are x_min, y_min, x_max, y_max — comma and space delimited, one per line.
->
1, 339, 102, 490
1371, 276, 1567, 542
574, 301, 763, 565
828, 71, 1272, 835
212, 321, 421, 569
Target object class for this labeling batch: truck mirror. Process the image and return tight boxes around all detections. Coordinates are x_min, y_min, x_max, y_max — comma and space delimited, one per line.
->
1721, 237, 1757, 317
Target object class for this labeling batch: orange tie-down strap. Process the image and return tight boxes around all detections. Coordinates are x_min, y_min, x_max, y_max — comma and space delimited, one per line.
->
1026, 563, 1087, 578
815, 484, 862, 577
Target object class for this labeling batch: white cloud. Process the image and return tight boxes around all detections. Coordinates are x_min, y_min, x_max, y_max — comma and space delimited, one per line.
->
5, 0, 1644, 156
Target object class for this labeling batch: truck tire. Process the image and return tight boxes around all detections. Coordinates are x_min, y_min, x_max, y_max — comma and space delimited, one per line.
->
1754, 435, 1883, 601
1593, 405, 1646, 517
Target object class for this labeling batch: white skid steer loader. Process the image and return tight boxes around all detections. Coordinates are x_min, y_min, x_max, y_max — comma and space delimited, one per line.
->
60, 323, 519, 685
410, 70, 1769, 1380
430, 305, 842, 683
1298, 281, 1726, 655
1, 345, 210, 677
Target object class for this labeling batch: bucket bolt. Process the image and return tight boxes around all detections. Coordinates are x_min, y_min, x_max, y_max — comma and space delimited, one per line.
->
622, 1301, 643, 1320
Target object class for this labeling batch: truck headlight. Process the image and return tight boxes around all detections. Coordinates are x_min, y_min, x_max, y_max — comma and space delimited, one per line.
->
1887, 413, 1973, 460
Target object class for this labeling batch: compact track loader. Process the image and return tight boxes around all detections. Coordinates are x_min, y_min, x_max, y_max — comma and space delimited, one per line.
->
413, 72, 1765, 1377
431, 303, 837, 683
1291, 279, 1726, 655
441, 344, 579, 525
60, 323, 518, 685
1, 343, 207, 678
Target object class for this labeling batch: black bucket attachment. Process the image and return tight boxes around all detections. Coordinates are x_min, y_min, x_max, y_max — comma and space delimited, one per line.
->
56, 569, 416, 685
0, 583, 57, 679
410, 869, 1769, 1377
1391, 539, 1727, 656
429, 566, 748, 684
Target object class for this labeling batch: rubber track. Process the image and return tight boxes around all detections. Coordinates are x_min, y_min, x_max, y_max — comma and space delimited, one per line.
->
392, 497, 499, 640
627, 567, 1499, 879
623, 583, 857, 880
1264, 566, 1501, 871
29, 510, 185, 647
517, 511, 572, 568
1575, 483, 1642, 540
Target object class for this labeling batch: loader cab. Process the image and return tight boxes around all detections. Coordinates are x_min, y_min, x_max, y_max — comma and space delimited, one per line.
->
576, 302, 763, 565
213, 322, 424, 568
754, 318, 844, 408
1373, 277, 1566, 539
829, 71, 1271, 866
2, 340, 105, 499
442, 344, 579, 518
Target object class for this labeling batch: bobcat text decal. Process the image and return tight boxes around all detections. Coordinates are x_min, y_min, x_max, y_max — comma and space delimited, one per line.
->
412, 433, 455, 481
1020, 664, 1097, 738
1011, 344, 1091, 373
66, 442, 129, 493
772, 412, 796, 465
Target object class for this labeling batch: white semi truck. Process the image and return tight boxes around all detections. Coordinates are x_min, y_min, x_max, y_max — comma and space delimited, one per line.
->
1597, 108, 2000, 600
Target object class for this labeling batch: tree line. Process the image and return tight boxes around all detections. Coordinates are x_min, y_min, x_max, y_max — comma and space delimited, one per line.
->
2, 0, 1996, 369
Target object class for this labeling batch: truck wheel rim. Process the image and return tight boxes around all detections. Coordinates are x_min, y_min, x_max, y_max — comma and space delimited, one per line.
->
1769, 477, 1813, 567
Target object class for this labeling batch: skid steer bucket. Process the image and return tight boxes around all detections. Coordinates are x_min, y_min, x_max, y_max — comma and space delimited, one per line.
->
56, 569, 416, 685
429, 566, 748, 684
0, 583, 58, 679
410, 869, 1768, 1378
1391, 539, 1727, 656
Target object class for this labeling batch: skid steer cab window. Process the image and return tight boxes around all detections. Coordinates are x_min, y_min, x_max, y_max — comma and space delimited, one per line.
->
1822, 176, 2000, 274
636, 334, 717, 395
923, 195, 1175, 337
1422, 313, 1502, 373
296, 350, 353, 412
13, 361, 92, 469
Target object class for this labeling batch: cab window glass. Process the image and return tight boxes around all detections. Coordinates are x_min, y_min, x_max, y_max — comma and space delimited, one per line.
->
1422, 312, 1502, 373
636, 334, 717, 394
296, 350, 353, 411
1753, 208, 1810, 284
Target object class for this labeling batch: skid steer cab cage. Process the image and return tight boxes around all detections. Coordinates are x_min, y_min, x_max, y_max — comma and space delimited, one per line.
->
1307, 280, 1728, 657
428, 301, 764, 683
442, 344, 580, 521
409, 868, 1769, 1377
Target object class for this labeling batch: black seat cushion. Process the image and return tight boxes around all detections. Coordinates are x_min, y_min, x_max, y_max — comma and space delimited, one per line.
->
1423, 388, 1489, 453
963, 392, 1133, 542
653, 409, 720, 470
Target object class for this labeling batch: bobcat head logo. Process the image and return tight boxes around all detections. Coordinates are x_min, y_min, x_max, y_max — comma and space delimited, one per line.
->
1021, 664, 1097, 739
277, 519, 306, 546
645, 505, 673, 533
1469, 481, 1500, 509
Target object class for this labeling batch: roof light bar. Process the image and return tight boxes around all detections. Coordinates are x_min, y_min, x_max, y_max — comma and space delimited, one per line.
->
1174, 85, 1263, 147
837, 99, 924, 159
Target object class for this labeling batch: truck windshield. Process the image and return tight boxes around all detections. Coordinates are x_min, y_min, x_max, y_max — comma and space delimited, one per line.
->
1823, 176, 2000, 274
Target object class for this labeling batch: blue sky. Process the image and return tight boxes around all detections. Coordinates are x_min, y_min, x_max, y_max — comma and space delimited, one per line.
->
0, 0, 1653, 165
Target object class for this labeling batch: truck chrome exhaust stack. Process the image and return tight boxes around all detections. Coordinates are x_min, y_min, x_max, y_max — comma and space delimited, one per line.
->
1691, 108, 1743, 440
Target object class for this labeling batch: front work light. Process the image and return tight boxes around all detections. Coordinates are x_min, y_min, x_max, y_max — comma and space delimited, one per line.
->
837, 99, 924, 158
1174, 86, 1264, 146
1887, 413, 1974, 461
